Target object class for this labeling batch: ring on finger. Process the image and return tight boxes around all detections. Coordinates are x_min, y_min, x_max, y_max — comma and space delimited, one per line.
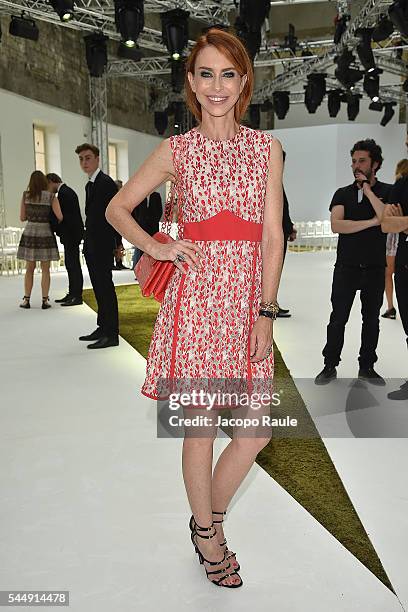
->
175, 253, 185, 263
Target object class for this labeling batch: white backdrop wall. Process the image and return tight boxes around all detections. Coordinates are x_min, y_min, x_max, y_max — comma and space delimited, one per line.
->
0, 88, 163, 228
272, 123, 406, 222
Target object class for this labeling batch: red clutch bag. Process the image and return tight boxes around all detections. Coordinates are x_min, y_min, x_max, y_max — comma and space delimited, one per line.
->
134, 232, 176, 303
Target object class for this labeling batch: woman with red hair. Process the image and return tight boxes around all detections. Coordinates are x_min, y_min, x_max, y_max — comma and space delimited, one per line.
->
107, 28, 284, 588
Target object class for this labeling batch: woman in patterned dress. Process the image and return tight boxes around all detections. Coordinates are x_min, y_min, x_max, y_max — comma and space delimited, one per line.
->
106, 29, 284, 588
17, 171, 62, 309
382, 159, 408, 319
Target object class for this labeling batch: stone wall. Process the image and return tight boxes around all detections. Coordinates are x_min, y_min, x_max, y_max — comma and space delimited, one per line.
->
0, 15, 156, 134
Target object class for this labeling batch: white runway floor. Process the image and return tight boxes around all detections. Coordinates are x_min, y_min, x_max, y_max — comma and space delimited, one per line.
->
1, 250, 407, 612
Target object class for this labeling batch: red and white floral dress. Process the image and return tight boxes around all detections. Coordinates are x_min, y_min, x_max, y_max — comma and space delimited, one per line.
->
141, 125, 275, 401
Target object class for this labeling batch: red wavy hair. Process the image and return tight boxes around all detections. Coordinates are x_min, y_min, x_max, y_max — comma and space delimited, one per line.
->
185, 28, 254, 123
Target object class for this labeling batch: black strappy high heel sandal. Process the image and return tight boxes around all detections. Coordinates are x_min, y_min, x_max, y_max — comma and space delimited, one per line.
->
190, 520, 243, 588
212, 510, 241, 572
42, 296, 51, 310
189, 512, 241, 572
19, 296, 30, 309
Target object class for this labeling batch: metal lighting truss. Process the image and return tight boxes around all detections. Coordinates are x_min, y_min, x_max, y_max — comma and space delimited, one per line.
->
254, 0, 396, 100
0, 0, 404, 160
89, 76, 109, 172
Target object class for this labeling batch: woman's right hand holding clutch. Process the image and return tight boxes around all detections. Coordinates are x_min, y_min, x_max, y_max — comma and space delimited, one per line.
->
151, 239, 206, 273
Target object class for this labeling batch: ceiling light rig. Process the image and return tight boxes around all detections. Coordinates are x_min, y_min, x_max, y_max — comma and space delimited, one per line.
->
328, 90, 342, 118
381, 102, 396, 126
49, 0, 74, 22
84, 32, 108, 77
363, 69, 382, 103
372, 14, 394, 42
272, 91, 290, 120
389, 0, 408, 38
304, 73, 326, 114
236, 0, 270, 61
333, 13, 350, 45
356, 28, 376, 73
347, 93, 361, 121
335, 49, 363, 90
9, 13, 39, 41
114, 0, 144, 49
235, 17, 261, 61
161, 8, 189, 61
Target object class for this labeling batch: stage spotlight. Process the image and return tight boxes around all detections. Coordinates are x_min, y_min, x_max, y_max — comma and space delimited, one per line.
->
161, 8, 189, 61
369, 100, 383, 111
50, 0, 74, 22
389, 1, 408, 38
117, 41, 142, 61
171, 57, 185, 93
356, 28, 376, 72
154, 111, 168, 135
114, 0, 144, 48
328, 90, 341, 118
249, 104, 261, 129
239, 0, 270, 32
84, 33, 108, 77
363, 70, 381, 102
304, 73, 326, 114
381, 102, 396, 126
372, 15, 394, 42
347, 94, 361, 121
334, 14, 350, 45
301, 49, 313, 58
9, 14, 39, 41
235, 16, 261, 61
272, 91, 290, 120
335, 49, 363, 89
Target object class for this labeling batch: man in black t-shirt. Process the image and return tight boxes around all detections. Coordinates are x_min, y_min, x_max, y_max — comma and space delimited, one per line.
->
315, 139, 392, 385
382, 169, 408, 399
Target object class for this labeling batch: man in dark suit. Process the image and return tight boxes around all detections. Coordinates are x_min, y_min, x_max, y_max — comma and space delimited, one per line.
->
131, 192, 163, 268
47, 173, 84, 306
278, 152, 297, 318
75, 143, 119, 349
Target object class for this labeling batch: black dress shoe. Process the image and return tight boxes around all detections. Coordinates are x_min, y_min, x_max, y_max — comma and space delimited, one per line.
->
387, 381, 408, 400
358, 367, 385, 386
381, 307, 396, 319
61, 297, 83, 307
315, 366, 337, 385
277, 308, 291, 318
87, 336, 119, 349
55, 294, 70, 303
79, 329, 103, 341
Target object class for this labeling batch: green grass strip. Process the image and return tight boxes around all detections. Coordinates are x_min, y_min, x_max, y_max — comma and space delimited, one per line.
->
84, 283, 393, 591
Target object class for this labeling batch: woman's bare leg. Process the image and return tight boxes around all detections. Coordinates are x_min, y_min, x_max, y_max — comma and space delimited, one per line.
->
182, 408, 240, 585
385, 255, 395, 310
24, 261, 36, 297
211, 401, 272, 550
40, 261, 51, 298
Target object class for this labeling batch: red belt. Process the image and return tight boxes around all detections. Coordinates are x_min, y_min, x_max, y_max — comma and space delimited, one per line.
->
183, 210, 263, 242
